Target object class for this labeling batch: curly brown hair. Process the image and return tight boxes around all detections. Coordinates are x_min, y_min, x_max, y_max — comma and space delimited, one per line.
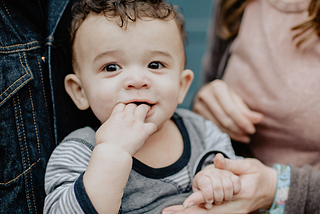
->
217, 0, 320, 47
70, 0, 185, 43
70, 0, 186, 69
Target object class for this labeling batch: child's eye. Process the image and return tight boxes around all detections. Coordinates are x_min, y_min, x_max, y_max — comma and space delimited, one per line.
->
103, 63, 121, 72
148, 62, 164, 69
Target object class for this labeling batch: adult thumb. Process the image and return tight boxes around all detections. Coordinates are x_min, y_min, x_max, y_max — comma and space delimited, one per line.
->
214, 153, 252, 175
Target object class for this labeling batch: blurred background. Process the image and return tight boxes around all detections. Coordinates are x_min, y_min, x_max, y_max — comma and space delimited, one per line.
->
167, 0, 214, 109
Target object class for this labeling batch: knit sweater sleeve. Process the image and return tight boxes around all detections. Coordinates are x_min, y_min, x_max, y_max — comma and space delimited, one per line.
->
284, 165, 320, 214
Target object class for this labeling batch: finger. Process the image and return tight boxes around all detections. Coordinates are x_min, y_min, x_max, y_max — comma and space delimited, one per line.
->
221, 177, 233, 202
204, 203, 213, 210
124, 103, 137, 113
211, 178, 223, 204
193, 98, 216, 122
233, 93, 264, 125
162, 205, 184, 214
214, 153, 227, 170
214, 153, 252, 175
231, 174, 241, 195
194, 86, 250, 143
183, 191, 205, 209
134, 104, 150, 120
111, 103, 126, 115
144, 122, 157, 135
197, 176, 215, 204
162, 204, 208, 214
199, 89, 242, 134
215, 87, 255, 135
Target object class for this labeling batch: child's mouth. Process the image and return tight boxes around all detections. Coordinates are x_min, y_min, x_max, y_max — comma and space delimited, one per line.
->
131, 101, 154, 108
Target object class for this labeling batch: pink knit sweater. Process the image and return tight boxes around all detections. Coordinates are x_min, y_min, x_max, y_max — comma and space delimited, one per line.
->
223, 0, 320, 168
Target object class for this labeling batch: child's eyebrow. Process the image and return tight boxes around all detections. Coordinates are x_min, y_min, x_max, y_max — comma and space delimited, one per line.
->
149, 50, 173, 59
93, 50, 119, 63
92, 50, 173, 63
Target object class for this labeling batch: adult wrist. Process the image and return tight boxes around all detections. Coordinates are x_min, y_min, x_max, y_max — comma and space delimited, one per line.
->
260, 164, 291, 214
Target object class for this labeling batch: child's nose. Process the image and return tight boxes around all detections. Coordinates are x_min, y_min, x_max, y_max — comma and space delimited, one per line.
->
124, 74, 150, 90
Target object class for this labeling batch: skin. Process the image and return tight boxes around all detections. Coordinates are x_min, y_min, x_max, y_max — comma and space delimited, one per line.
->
162, 154, 277, 214
65, 12, 243, 213
193, 80, 264, 143
65, 12, 195, 213
182, 164, 241, 210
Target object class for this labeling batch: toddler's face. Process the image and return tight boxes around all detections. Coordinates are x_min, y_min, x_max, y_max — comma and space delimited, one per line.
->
72, 13, 193, 128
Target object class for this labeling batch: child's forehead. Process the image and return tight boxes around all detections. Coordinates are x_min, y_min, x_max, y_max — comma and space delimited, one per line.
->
77, 13, 184, 49
73, 12, 186, 70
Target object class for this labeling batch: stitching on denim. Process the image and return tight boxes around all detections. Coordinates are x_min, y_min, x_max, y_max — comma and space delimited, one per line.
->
28, 84, 39, 213
0, 52, 33, 106
1, 0, 11, 19
34, 50, 52, 137
16, 93, 33, 210
0, 41, 39, 49
0, 95, 40, 186
34, 51, 48, 110
0, 159, 40, 185
0, 45, 41, 54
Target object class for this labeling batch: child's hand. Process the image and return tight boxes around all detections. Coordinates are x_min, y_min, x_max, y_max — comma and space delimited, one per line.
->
183, 156, 241, 210
95, 103, 157, 156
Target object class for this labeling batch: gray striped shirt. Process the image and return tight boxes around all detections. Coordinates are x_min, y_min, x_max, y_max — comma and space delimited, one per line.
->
44, 108, 238, 214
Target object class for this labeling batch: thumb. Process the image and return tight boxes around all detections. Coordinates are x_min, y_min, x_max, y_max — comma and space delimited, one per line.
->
162, 205, 184, 214
214, 153, 251, 175
183, 191, 205, 208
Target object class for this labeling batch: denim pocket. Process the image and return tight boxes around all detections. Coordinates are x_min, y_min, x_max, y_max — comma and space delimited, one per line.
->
0, 42, 39, 108
0, 42, 42, 185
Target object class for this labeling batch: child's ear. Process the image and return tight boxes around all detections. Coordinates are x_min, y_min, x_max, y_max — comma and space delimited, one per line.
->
178, 69, 194, 104
64, 74, 90, 110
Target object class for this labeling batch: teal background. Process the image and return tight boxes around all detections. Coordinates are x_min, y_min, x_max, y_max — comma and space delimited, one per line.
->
167, 0, 214, 109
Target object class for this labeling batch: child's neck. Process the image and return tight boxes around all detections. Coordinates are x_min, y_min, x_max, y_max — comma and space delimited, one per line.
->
133, 119, 183, 168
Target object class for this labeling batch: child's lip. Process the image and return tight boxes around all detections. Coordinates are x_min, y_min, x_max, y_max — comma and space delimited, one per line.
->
146, 103, 155, 118
125, 100, 156, 107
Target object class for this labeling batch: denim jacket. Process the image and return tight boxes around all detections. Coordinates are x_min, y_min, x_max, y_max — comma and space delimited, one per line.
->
0, 0, 98, 213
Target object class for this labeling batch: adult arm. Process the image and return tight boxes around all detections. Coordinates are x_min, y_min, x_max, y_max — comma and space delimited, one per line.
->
285, 165, 320, 214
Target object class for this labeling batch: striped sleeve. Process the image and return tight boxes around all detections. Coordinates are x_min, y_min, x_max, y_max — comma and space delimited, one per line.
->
44, 140, 95, 214
203, 120, 240, 160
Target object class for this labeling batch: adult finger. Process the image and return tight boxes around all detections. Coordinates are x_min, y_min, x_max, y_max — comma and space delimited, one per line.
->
214, 84, 255, 134
198, 87, 243, 135
194, 98, 250, 143
232, 92, 264, 125
214, 153, 252, 175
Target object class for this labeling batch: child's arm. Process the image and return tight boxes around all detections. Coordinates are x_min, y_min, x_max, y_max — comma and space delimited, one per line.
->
44, 103, 156, 214
182, 154, 241, 210
83, 103, 157, 213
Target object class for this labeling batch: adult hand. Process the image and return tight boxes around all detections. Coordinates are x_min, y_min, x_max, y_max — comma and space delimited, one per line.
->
193, 80, 263, 143
162, 154, 277, 214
